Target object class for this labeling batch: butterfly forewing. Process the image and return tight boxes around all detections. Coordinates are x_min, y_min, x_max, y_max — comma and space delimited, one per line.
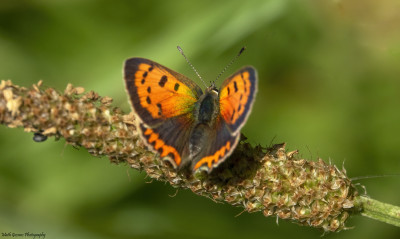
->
219, 66, 257, 134
124, 58, 203, 126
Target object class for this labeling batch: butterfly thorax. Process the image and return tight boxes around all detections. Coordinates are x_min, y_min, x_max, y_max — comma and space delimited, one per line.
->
187, 88, 220, 162
196, 87, 219, 124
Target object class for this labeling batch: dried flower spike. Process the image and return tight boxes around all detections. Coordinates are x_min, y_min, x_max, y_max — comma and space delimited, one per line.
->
0, 80, 399, 232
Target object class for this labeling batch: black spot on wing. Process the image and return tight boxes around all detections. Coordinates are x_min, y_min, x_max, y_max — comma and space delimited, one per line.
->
143, 71, 148, 78
156, 103, 162, 116
141, 79, 145, 84
234, 81, 238, 92
146, 96, 151, 104
159, 75, 168, 87
174, 83, 180, 91
148, 66, 154, 72
147, 87, 151, 93
227, 86, 230, 95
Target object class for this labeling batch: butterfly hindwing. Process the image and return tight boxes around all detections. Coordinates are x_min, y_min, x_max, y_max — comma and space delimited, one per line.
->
191, 118, 240, 171
139, 113, 194, 168
124, 58, 203, 168
219, 66, 257, 134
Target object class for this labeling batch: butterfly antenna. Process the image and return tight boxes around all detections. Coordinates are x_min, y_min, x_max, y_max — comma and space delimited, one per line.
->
177, 46, 207, 87
215, 46, 246, 82
350, 174, 400, 181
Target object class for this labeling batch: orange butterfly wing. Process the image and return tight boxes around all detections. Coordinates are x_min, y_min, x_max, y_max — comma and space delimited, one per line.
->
219, 66, 257, 134
124, 58, 203, 167
124, 58, 202, 126
192, 118, 240, 171
192, 67, 257, 171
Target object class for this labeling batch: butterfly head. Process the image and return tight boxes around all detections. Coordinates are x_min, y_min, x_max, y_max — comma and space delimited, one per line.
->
206, 81, 218, 95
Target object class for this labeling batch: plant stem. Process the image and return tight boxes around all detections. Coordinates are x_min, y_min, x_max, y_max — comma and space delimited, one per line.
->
355, 195, 400, 227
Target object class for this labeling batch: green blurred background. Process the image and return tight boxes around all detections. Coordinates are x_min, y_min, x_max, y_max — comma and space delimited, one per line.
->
0, 0, 399, 238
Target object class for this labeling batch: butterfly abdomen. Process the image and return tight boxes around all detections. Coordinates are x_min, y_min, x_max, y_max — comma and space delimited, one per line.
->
188, 124, 210, 159
187, 89, 220, 163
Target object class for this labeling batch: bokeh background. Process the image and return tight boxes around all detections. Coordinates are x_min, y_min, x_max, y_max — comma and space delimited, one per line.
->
1, 0, 400, 238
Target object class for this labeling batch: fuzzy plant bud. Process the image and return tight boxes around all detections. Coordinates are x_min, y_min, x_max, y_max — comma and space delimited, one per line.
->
0, 80, 362, 232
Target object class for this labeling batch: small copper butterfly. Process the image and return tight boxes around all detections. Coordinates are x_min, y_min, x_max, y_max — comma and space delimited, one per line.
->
123, 47, 257, 173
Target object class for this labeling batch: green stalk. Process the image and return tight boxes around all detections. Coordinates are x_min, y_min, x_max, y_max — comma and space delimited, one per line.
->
355, 196, 400, 227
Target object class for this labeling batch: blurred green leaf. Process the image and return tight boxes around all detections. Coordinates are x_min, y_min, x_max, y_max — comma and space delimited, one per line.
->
0, 0, 399, 238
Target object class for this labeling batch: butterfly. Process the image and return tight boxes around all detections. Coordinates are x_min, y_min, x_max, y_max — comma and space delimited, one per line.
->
123, 49, 257, 173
